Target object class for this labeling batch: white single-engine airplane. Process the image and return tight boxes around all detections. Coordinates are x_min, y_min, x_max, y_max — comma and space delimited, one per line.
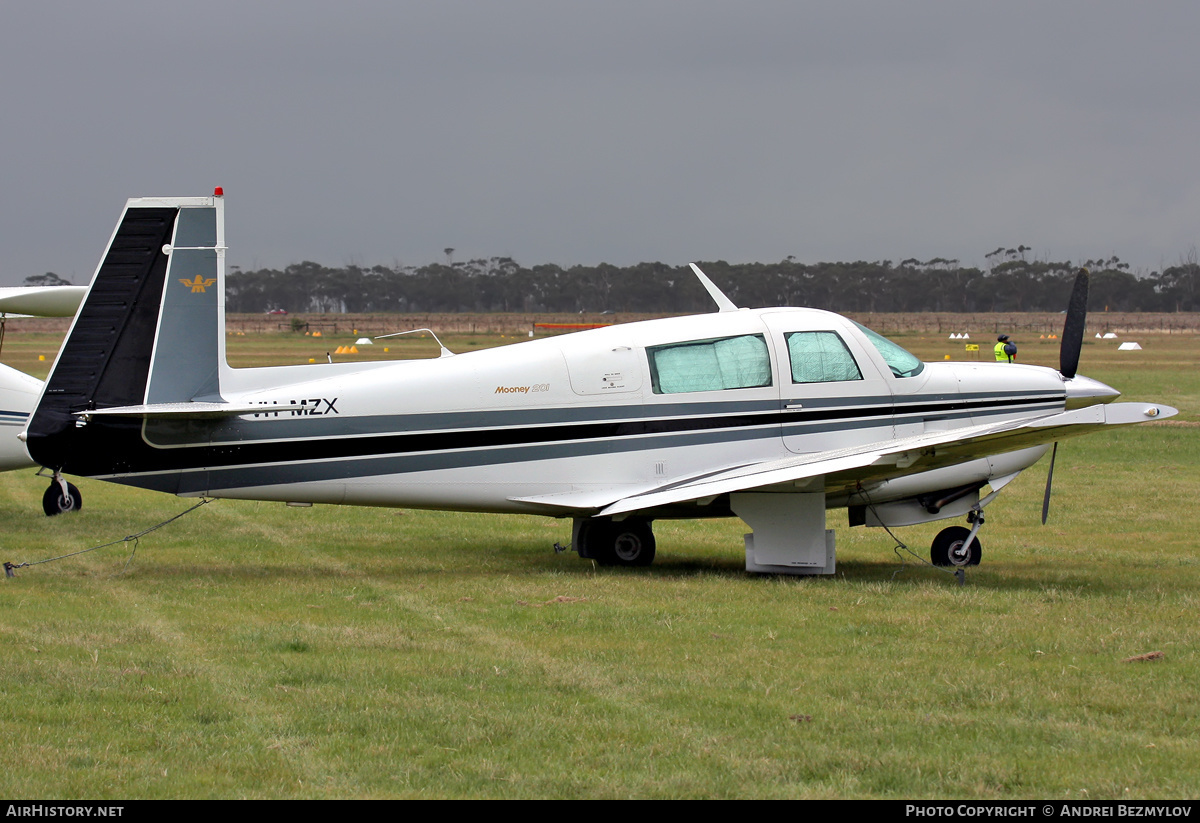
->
4, 192, 1178, 573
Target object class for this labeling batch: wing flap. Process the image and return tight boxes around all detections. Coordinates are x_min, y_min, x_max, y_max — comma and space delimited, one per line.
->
510, 486, 665, 512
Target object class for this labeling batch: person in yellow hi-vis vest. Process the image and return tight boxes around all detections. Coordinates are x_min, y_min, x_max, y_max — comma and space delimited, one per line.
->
994, 334, 1017, 362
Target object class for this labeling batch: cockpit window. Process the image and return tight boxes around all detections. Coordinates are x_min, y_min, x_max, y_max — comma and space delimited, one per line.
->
785, 332, 863, 383
852, 322, 924, 378
648, 334, 772, 394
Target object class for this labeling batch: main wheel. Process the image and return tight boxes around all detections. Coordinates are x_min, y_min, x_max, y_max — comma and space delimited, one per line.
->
43, 481, 82, 516
930, 526, 980, 567
609, 519, 656, 567
580, 518, 656, 567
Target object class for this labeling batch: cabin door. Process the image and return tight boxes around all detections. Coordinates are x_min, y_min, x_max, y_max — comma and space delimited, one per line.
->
761, 313, 894, 456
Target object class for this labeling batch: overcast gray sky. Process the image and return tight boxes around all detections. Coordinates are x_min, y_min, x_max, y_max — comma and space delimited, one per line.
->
2, 1, 1198, 286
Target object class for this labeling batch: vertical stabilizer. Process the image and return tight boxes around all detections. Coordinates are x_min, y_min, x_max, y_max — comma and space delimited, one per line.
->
26, 194, 226, 471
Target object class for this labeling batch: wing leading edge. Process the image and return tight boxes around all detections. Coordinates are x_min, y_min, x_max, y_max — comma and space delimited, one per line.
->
511, 401, 1176, 516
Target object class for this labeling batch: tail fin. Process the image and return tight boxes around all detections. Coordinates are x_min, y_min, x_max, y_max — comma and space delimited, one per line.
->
26, 193, 226, 471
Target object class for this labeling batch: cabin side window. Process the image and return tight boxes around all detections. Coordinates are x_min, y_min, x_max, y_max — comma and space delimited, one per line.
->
785, 331, 863, 383
648, 334, 772, 394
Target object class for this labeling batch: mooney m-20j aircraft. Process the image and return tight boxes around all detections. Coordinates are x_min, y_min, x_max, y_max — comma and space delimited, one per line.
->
2, 192, 1177, 573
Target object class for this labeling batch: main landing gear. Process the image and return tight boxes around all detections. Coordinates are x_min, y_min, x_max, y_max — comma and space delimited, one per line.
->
574, 517, 656, 567
41, 472, 82, 517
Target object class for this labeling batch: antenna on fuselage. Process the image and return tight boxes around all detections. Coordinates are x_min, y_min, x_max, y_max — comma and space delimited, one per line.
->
374, 328, 455, 357
689, 263, 740, 312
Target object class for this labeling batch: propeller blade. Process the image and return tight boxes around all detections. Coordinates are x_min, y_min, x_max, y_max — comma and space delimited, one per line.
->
1041, 442, 1058, 525
1060, 268, 1090, 379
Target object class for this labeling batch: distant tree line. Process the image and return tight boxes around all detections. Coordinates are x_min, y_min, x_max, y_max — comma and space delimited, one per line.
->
28, 248, 1200, 313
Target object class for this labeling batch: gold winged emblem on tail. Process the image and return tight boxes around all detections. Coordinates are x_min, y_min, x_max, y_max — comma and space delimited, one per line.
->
180, 276, 217, 293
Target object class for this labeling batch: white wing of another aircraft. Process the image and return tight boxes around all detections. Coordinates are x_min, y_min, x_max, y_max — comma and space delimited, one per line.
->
0, 286, 87, 317
0, 286, 88, 515
0, 285, 88, 513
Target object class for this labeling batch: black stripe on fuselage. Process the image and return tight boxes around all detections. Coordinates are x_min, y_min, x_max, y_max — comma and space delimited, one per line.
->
65, 391, 1063, 493
0, 410, 28, 426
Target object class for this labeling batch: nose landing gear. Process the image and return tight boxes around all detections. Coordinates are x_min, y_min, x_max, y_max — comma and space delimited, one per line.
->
931, 507, 985, 568
931, 525, 981, 567
41, 472, 82, 517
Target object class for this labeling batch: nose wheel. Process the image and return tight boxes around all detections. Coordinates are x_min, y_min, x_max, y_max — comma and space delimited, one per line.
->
931, 508, 984, 567
41, 471, 82, 516
930, 526, 981, 566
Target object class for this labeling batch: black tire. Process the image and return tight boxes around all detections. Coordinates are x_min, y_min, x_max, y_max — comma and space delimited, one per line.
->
610, 519, 656, 567
930, 526, 980, 567
581, 518, 656, 567
43, 481, 82, 517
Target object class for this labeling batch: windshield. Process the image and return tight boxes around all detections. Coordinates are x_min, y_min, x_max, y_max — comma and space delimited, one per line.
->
852, 322, 925, 378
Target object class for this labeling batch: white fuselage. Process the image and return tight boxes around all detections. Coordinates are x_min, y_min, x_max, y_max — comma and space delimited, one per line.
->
124, 307, 1070, 517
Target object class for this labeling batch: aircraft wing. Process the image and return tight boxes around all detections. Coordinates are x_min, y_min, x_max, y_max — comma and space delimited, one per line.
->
513, 401, 1176, 517
601, 401, 1175, 516
0, 286, 88, 317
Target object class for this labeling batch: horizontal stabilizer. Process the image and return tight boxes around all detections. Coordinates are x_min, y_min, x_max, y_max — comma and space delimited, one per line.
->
78, 401, 306, 419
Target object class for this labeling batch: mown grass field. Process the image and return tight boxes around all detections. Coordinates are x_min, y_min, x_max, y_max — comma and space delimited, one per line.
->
0, 319, 1197, 798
